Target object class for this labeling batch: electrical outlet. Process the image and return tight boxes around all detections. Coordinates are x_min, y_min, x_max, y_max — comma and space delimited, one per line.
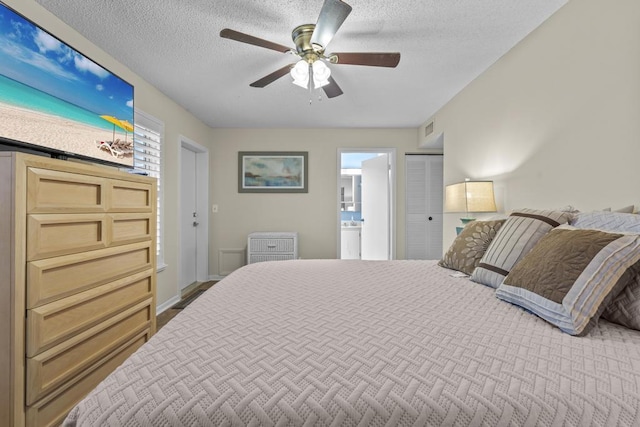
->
212, 204, 218, 213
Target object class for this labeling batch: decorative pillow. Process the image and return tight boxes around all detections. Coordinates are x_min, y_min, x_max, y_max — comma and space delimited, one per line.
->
496, 227, 640, 335
615, 205, 635, 213
470, 208, 573, 288
439, 219, 506, 275
571, 211, 640, 233
571, 211, 640, 329
602, 206, 634, 213
603, 274, 640, 331
556, 205, 580, 213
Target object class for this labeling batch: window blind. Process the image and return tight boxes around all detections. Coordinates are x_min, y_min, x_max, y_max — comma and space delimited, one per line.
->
133, 110, 165, 268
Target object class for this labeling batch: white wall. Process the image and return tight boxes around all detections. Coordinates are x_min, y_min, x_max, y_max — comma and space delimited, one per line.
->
209, 128, 437, 275
8, 0, 214, 307
426, 0, 640, 248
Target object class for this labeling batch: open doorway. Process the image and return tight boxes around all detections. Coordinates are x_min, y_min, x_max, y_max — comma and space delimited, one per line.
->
337, 149, 396, 260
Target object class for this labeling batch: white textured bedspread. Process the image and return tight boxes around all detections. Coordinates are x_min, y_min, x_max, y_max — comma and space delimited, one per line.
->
65, 260, 640, 426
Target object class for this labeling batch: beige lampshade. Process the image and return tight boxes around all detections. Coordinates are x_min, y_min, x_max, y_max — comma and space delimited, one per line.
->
444, 181, 497, 214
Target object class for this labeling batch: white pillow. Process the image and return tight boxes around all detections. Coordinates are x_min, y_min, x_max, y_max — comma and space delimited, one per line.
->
571, 211, 640, 233
602, 205, 635, 214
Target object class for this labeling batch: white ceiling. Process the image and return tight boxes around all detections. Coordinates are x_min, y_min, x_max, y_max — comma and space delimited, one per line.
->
35, 0, 567, 129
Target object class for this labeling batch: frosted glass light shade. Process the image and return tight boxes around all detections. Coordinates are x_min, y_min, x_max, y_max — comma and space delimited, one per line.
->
290, 60, 309, 88
444, 181, 497, 214
312, 60, 331, 88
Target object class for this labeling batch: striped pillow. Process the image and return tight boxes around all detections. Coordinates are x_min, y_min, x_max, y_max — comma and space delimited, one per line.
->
470, 208, 573, 288
496, 226, 640, 335
571, 211, 640, 233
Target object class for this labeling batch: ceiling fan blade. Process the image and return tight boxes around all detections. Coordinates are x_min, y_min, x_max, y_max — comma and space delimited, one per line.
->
220, 29, 291, 53
250, 64, 295, 88
322, 76, 343, 98
310, 0, 352, 49
330, 52, 401, 67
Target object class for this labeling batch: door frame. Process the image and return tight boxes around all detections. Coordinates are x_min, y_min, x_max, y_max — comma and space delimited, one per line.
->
178, 136, 209, 288
336, 148, 396, 259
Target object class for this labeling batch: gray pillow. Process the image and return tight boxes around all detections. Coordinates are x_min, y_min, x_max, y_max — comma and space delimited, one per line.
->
571, 211, 640, 233
439, 219, 506, 275
471, 208, 573, 288
603, 274, 640, 331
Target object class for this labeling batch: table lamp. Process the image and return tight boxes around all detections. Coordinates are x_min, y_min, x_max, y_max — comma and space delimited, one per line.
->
445, 180, 497, 234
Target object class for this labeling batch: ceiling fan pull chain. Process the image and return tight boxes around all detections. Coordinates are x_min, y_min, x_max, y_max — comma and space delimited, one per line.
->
309, 63, 314, 105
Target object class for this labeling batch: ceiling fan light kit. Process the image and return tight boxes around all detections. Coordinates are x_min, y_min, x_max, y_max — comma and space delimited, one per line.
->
290, 60, 331, 89
220, 0, 400, 99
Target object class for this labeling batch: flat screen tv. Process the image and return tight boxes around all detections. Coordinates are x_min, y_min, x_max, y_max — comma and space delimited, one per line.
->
0, 1, 134, 168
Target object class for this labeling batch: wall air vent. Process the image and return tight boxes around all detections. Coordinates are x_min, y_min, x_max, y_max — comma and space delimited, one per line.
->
424, 121, 434, 137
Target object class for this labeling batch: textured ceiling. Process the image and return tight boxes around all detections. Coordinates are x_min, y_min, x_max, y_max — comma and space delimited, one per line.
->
35, 0, 567, 129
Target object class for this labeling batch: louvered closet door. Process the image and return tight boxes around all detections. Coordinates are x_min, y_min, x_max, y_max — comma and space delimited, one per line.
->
405, 154, 443, 259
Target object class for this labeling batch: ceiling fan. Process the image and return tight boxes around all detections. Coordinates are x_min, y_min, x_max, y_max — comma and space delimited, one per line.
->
220, 0, 400, 99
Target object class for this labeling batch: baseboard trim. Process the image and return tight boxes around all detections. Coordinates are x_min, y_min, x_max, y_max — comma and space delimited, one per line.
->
209, 275, 226, 281
156, 295, 180, 315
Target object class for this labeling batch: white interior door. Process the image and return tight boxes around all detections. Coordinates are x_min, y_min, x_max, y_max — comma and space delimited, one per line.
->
361, 154, 390, 260
180, 147, 198, 289
405, 155, 443, 259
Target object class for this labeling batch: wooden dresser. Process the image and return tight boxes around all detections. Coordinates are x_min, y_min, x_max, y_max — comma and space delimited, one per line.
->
0, 152, 157, 426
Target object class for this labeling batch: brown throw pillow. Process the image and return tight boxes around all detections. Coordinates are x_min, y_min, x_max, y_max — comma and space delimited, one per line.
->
569, 210, 640, 329
496, 226, 640, 335
439, 219, 506, 275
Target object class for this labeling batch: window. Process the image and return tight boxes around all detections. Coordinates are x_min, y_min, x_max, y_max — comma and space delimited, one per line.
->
133, 110, 166, 270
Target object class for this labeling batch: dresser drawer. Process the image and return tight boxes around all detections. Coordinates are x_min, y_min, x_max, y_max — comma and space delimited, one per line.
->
27, 269, 154, 357
27, 213, 154, 261
108, 179, 154, 212
108, 213, 153, 246
26, 328, 150, 427
26, 299, 152, 404
249, 238, 295, 253
27, 167, 106, 213
27, 241, 153, 308
27, 214, 107, 261
249, 254, 296, 263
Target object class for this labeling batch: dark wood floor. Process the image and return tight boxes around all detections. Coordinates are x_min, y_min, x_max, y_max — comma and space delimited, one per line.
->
156, 281, 217, 330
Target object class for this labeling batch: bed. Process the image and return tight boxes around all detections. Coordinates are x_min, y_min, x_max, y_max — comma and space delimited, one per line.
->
64, 252, 640, 426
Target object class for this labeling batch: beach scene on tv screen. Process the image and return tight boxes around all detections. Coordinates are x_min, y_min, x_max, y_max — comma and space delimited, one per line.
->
0, 5, 134, 166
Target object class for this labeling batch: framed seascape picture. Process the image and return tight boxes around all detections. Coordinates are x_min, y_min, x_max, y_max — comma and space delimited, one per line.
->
238, 151, 308, 193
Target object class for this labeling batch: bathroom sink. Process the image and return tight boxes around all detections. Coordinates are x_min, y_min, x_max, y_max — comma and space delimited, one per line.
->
341, 222, 362, 228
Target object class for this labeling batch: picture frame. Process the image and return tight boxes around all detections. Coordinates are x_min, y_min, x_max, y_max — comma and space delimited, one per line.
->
238, 151, 308, 193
